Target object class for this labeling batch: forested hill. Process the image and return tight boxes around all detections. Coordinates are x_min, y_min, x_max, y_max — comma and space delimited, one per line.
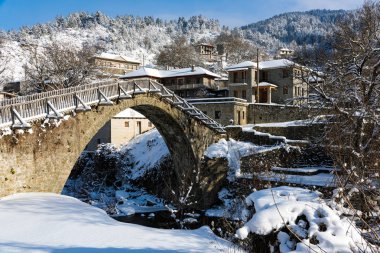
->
241, 9, 347, 52
0, 10, 347, 81
3, 9, 346, 54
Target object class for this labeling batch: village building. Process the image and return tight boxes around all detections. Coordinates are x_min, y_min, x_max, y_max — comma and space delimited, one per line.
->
225, 59, 308, 105
92, 53, 141, 77
85, 108, 154, 151
275, 47, 294, 59
194, 43, 219, 62
121, 66, 227, 98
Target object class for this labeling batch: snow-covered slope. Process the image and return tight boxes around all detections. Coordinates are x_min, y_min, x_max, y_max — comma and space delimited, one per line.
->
0, 192, 242, 252
241, 9, 345, 53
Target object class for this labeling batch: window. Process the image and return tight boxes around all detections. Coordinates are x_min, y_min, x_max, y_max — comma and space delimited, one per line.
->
137, 121, 142, 134
242, 90, 247, 99
148, 122, 153, 127
242, 111, 245, 119
283, 85, 288, 95
242, 71, 246, 82
233, 72, 238, 83
282, 69, 289, 78
178, 78, 184, 85
124, 121, 129, 127
196, 78, 201, 84
215, 111, 221, 119
234, 90, 238, 98
262, 71, 268, 81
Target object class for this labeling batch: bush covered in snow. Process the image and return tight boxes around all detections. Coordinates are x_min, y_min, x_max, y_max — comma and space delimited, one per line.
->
236, 186, 372, 253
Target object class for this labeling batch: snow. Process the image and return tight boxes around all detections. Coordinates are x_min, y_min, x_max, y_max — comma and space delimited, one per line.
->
96, 52, 140, 64
244, 186, 321, 213
204, 138, 283, 180
120, 129, 169, 180
115, 189, 170, 215
255, 119, 315, 127
257, 81, 277, 87
225, 59, 295, 71
235, 187, 369, 253
0, 192, 241, 253
257, 171, 336, 187
271, 166, 336, 173
121, 66, 221, 79
254, 117, 328, 127
225, 61, 256, 70
113, 108, 146, 118
259, 59, 294, 70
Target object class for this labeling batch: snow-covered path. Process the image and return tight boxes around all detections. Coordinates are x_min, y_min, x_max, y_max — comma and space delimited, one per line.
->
0, 193, 242, 253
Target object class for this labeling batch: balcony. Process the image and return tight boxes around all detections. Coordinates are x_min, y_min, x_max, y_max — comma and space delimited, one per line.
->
165, 83, 220, 91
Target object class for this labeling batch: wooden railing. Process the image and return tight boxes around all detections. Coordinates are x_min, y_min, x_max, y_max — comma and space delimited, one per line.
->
0, 79, 225, 133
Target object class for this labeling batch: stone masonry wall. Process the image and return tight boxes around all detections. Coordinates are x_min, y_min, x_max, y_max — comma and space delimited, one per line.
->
0, 93, 224, 208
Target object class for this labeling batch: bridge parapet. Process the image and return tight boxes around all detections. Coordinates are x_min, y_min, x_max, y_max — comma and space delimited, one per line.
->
0, 80, 225, 133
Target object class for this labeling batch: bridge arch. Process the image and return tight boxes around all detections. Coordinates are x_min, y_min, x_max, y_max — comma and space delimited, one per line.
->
0, 81, 226, 208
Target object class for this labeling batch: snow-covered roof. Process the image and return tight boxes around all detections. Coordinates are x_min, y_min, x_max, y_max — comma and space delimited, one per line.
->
113, 108, 146, 118
225, 59, 296, 71
121, 67, 221, 79
95, 52, 140, 64
256, 82, 277, 88
259, 59, 294, 69
225, 61, 256, 70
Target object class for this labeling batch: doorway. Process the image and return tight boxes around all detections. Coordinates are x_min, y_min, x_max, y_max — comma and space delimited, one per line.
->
137, 121, 142, 135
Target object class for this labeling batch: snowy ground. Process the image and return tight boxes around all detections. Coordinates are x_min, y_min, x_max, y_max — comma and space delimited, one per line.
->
0, 193, 243, 253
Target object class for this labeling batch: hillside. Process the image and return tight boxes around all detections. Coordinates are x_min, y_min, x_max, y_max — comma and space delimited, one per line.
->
241, 9, 346, 52
0, 9, 346, 82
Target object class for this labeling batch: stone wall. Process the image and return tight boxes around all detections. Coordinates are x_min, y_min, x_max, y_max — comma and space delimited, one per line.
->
247, 104, 310, 124
254, 124, 325, 141
191, 100, 249, 126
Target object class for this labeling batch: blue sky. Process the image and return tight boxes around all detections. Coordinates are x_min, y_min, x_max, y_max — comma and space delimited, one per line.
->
0, 0, 363, 30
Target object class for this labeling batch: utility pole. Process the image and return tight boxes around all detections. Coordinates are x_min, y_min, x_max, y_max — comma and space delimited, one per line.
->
256, 48, 260, 103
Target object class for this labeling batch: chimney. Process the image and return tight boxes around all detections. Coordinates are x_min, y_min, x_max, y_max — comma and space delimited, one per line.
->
191, 65, 195, 72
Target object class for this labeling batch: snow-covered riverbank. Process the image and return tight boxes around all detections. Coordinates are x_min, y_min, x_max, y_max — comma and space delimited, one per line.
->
0, 193, 243, 253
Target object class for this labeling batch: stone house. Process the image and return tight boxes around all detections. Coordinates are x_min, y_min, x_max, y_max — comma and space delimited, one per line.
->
92, 53, 140, 77
121, 66, 227, 98
275, 47, 294, 59
225, 59, 308, 105
194, 43, 219, 62
85, 108, 154, 151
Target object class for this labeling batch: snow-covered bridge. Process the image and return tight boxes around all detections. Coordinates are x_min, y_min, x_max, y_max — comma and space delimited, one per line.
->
0, 80, 226, 208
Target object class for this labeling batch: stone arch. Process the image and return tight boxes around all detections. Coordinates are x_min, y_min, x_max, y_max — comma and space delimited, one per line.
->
0, 93, 224, 207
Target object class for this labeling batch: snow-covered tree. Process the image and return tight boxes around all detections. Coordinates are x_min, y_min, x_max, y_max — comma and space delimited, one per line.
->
297, 2, 380, 246
214, 31, 258, 64
23, 41, 98, 91
155, 36, 202, 68
0, 36, 9, 88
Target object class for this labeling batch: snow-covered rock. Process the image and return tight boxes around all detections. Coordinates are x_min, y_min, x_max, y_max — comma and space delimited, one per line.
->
236, 186, 370, 253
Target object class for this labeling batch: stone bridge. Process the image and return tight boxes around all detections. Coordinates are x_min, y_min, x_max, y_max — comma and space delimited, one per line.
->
0, 80, 227, 208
